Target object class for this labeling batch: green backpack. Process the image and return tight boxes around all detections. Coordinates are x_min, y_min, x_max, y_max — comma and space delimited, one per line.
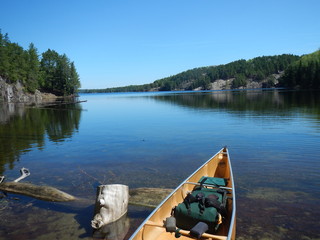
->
174, 177, 227, 233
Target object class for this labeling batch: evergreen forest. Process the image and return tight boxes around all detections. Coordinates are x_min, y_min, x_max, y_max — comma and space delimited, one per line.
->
81, 54, 302, 93
0, 31, 81, 96
279, 50, 320, 89
154, 54, 300, 91
81, 51, 320, 93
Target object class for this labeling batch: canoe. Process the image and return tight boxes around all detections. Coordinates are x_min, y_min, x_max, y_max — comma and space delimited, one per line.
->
129, 147, 236, 240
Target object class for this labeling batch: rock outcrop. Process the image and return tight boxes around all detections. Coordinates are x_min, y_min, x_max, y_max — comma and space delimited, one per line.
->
210, 79, 233, 90
0, 77, 43, 103
199, 73, 281, 91
0, 77, 58, 104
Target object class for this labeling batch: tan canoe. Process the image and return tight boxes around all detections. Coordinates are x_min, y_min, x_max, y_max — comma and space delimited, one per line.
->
129, 147, 236, 240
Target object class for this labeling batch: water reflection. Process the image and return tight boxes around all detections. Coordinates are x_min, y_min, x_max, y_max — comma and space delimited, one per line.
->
93, 214, 130, 240
0, 103, 82, 174
0, 90, 319, 239
150, 90, 320, 118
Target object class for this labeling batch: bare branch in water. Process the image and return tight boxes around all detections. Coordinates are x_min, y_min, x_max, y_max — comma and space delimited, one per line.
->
78, 167, 103, 185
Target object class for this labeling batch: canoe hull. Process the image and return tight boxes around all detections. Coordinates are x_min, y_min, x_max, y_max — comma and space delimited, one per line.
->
129, 147, 236, 240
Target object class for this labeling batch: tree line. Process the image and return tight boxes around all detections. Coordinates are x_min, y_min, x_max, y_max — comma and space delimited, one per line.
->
0, 31, 80, 96
81, 54, 300, 93
154, 54, 300, 91
279, 50, 320, 89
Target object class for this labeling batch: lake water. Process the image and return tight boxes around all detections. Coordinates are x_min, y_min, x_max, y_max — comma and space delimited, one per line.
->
0, 89, 319, 240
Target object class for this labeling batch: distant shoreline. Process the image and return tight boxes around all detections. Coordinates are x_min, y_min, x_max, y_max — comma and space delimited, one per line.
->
78, 87, 289, 95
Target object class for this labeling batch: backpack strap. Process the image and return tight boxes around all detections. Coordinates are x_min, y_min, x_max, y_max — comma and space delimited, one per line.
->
217, 189, 228, 211
183, 193, 197, 215
184, 192, 206, 215
204, 189, 228, 217
198, 196, 205, 214
205, 195, 221, 209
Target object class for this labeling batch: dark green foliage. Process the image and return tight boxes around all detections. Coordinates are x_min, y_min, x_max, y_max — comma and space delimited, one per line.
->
40, 49, 60, 92
232, 74, 247, 88
155, 55, 299, 90
26, 43, 41, 93
0, 31, 81, 95
81, 54, 300, 93
279, 50, 320, 89
262, 75, 277, 88
0, 35, 28, 83
69, 62, 81, 94
40, 50, 80, 95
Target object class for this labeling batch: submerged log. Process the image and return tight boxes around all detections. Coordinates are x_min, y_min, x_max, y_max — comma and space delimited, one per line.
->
91, 184, 129, 229
129, 187, 173, 208
0, 182, 75, 202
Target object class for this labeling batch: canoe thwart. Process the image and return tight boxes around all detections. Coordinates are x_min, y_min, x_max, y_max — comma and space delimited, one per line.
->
184, 181, 233, 190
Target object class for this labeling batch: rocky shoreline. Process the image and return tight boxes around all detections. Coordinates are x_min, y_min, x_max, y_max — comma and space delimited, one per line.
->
0, 77, 70, 124
0, 77, 58, 103
186, 73, 281, 91
146, 74, 282, 92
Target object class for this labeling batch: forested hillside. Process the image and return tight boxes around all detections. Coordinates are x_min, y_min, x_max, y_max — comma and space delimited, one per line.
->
279, 50, 320, 89
82, 54, 300, 93
0, 31, 80, 96
154, 54, 299, 91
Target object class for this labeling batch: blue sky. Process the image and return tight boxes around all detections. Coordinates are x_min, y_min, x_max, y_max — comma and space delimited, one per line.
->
1, 0, 319, 89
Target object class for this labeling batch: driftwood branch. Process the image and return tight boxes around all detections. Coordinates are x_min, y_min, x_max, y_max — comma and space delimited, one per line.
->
78, 168, 103, 185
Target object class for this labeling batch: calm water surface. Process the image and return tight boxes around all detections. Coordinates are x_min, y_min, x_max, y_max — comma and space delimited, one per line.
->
0, 89, 319, 240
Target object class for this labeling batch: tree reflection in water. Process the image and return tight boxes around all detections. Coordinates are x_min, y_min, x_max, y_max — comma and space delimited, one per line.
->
0, 103, 82, 174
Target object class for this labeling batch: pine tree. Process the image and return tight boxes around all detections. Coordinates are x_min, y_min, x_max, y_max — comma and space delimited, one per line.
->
69, 62, 81, 94
40, 49, 60, 93
40, 49, 81, 95
25, 43, 41, 93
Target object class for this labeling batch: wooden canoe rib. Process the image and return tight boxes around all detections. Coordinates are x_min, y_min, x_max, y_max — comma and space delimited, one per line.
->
129, 147, 236, 240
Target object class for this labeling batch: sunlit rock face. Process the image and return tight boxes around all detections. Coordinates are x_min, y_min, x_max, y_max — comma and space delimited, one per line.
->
0, 77, 44, 103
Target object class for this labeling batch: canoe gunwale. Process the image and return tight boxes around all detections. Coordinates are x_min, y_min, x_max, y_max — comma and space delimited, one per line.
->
129, 147, 236, 240
225, 149, 236, 240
